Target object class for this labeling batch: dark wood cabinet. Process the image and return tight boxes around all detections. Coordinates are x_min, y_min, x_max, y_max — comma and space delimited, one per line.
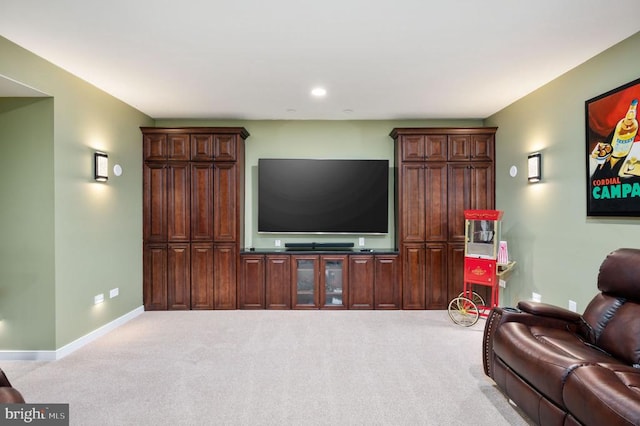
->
266, 255, 291, 309
190, 163, 214, 241
213, 243, 237, 310
402, 243, 425, 309
425, 243, 447, 309
374, 255, 401, 309
167, 164, 190, 242
349, 255, 374, 309
143, 163, 167, 243
290, 254, 349, 310
191, 243, 214, 309
239, 254, 265, 309
447, 162, 494, 241
291, 255, 320, 309
143, 244, 167, 310
239, 252, 398, 310
167, 243, 190, 310
142, 127, 249, 311
391, 127, 496, 309
213, 163, 237, 242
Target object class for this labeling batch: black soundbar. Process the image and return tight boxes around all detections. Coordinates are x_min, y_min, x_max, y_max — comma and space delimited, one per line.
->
285, 242, 355, 250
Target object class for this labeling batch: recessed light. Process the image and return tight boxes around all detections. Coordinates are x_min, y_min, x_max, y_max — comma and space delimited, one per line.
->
311, 87, 327, 97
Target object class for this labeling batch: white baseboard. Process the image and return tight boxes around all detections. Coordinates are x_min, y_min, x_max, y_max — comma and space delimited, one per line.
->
0, 306, 144, 361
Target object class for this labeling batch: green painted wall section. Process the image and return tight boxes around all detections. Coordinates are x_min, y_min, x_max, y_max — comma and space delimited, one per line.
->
486, 31, 640, 312
0, 36, 153, 350
0, 98, 55, 350
157, 119, 483, 249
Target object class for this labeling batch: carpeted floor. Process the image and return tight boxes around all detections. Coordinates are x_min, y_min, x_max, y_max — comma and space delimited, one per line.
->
3, 310, 531, 425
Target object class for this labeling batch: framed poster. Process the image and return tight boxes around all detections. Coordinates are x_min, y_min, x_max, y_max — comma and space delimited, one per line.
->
586, 77, 640, 216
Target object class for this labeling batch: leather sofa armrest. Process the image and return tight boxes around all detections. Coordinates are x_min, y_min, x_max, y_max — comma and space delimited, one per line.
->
0, 387, 25, 403
517, 301, 582, 322
517, 300, 596, 344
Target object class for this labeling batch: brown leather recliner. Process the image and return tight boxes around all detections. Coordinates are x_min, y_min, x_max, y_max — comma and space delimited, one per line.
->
0, 368, 25, 403
483, 248, 640, 426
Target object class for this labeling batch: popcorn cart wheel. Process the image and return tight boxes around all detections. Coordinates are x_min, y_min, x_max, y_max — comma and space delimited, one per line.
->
447, 296, 480, 327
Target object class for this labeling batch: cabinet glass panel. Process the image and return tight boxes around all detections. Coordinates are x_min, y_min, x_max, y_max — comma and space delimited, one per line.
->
296, 259, 315, 305
324, 260, 344, 306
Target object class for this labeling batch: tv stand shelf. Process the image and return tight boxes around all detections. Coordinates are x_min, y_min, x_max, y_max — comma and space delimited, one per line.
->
239, 251, 400, 310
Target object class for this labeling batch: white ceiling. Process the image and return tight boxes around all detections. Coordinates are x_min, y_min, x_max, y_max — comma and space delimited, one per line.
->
2, 1, 640, 120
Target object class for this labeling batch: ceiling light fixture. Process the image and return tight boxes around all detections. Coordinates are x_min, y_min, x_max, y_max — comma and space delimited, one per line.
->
311, 87, 327, 97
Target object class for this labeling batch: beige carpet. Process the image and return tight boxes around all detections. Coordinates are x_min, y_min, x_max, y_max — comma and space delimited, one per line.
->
3, 310, 531, 425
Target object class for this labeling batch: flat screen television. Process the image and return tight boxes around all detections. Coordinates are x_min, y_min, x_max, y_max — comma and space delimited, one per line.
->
258, 159, 389, 234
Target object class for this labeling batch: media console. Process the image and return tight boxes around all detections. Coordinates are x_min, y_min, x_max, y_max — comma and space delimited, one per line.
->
239, 250, 400, 310
284, 242, 355, 250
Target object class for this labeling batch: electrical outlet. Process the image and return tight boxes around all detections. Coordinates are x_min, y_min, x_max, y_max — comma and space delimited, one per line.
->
275, 239, 281, 247
358, 237, 365, 247
110, 288, 119, 298
94, 293, 104, 305
532, 292, 542, 302
569, 300, 577, 312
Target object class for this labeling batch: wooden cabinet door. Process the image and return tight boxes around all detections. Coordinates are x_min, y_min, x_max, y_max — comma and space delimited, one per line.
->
402, 243, 425, 309
470, 134, 494, 161
424, 163, 448, 241
213, 243, 237, 309
447, 243, 466, 301
143, 134, 167, 161
400, 135, 425, 161
168, 243, 190, 310
424, 135, 447, 161
239, 255, 265, 309
167, 163, 190, 242
425, 243, 447, 309
447, 163, 495, 241
143, 244, 167, 310
292, 255, 319, 309
214, 134, 237, 161
400, 163, 425, 242
374, 255, 400, 309
191, 163, 214, 241
448, 135, 471, 161
266, 255, 291, 309
213, 163, 237, 242
143, 163, 167, 243
191, 243, 214, 309
167, 134, 190, 160
349, 255, 374, 309
470, 163, 494, 211
191, 134, 214, 161
320, 255, 348, 309
447, 164, 471, 241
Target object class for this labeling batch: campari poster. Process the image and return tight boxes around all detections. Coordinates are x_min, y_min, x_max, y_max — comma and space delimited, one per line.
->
586, 77, 640, 216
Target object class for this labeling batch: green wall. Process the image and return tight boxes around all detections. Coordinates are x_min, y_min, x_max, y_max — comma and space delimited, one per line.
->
156, 119, 483, 249
0, 98, 55, 350
0, 36, 153, 351
486, 31, 640, 311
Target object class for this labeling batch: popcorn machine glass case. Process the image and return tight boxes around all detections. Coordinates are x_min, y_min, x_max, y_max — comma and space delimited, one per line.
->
465, 210, 502, 260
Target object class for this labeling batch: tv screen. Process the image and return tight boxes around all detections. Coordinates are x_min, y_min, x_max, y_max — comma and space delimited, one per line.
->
258, 159, 389, 234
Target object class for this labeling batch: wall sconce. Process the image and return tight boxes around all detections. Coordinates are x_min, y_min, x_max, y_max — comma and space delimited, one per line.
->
528, 152, 542, 183
94, 152, 108, 182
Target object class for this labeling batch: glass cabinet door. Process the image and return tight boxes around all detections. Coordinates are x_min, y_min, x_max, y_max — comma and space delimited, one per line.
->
321, 256, 348, 309
294, 258, 317, 308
